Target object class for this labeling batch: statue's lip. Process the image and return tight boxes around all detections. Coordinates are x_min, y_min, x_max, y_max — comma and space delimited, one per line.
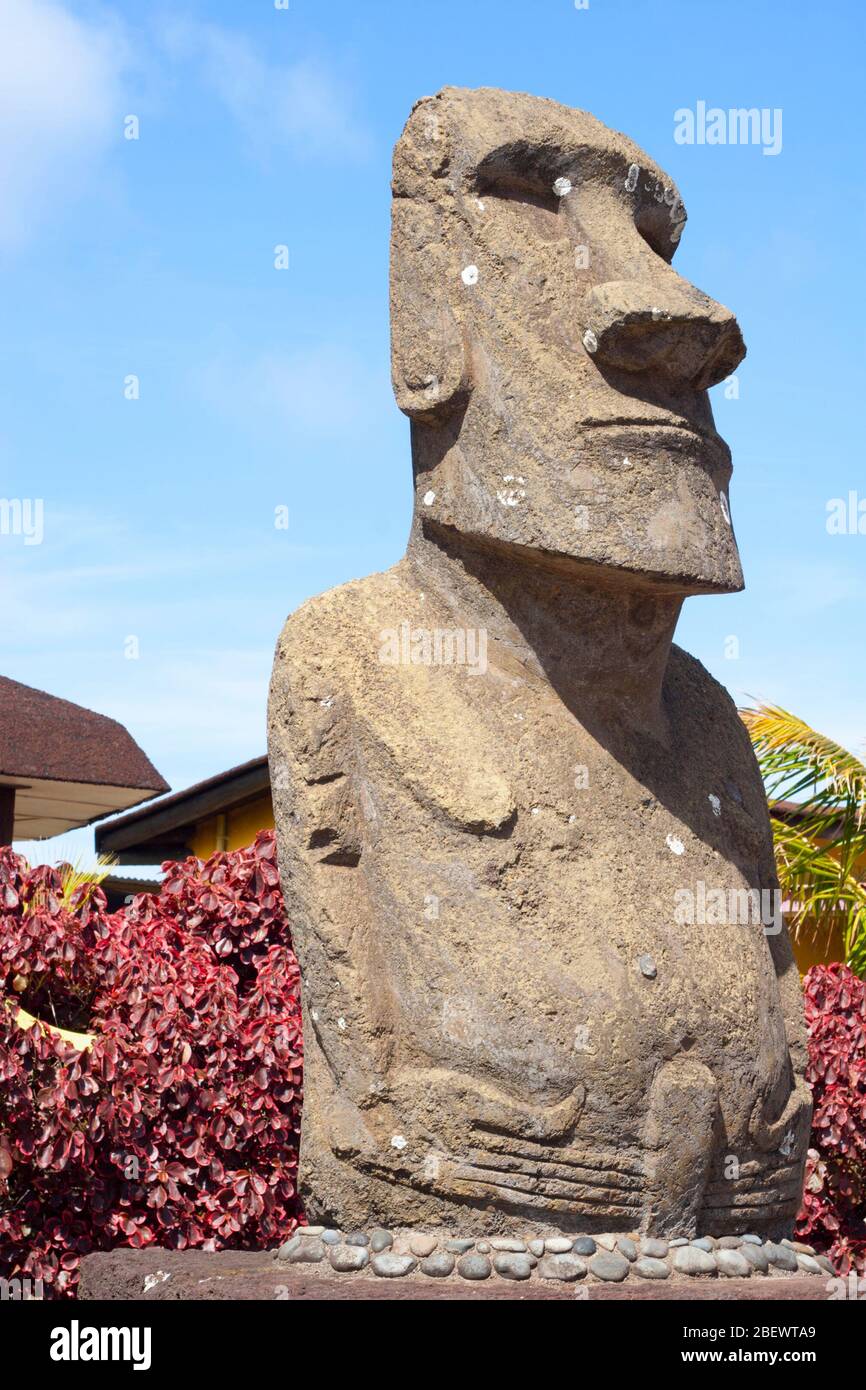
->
582, 417, 718, 441
579, 417, 731, 461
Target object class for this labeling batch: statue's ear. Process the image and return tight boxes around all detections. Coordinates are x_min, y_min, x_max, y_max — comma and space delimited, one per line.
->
390, 195, 472, 424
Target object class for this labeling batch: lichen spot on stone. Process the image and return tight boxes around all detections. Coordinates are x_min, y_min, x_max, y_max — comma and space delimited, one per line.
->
553, 176, 572, 198
461, 264, 479, 286
391, 1134, 408, 1151
719, 492, 732, 525
423, 1153, 441, 1181
497, 475, 526, 507
582, 328, 598, 354
708, 794, 722, 817
337, 1017, 347, 1031
625, 163, 639, 193
423, 489, 436, 506
665, 833, 685, 856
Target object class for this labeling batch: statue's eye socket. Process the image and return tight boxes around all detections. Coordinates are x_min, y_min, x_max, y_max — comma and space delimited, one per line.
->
475, 173, 561, 216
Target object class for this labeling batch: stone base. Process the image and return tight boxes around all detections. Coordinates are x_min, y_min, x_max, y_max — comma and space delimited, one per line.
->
78, 1248, 838, 1303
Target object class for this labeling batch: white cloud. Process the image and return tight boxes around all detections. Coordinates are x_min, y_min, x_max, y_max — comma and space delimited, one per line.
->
0, 0, 126, 247
158, 15, 370, 162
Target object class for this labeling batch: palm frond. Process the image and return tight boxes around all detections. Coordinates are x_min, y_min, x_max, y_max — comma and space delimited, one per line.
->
742, 702, 866, 827
741, 703, 866, 975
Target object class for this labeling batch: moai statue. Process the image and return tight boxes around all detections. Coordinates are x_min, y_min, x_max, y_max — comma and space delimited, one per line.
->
268, 87, 810, 1237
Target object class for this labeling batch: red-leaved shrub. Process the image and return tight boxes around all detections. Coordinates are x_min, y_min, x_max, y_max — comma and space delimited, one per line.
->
796, 963, 866, 1274
0, 831, 302, 1297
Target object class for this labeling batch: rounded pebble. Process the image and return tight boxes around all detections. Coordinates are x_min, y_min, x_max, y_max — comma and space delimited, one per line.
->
371, 1252, 416, 1278
345, 1231, 369, 1247
457, 1253, 492, 1281
617, 1236, 637, 1261
287, 1239, 325, 1264
740, 1244, 770, 1274
668, 1237, 689, 1248
691, 1236, 716, 1252
816, 1255, 835, 1276
635, 1256, 670, 1280
475, 1240, 491, 1254
276, 1236, 300, 1261
420, 1252, 455, 1278
493, 1253, 533, 1281
639, 1238, 668, 1259
589, 1250, 630, 1282
537, 1254, 587, 1282
716, 1249, 751, 1278
544, 1237, 573, 1254
741, 1233, 762, 1245
299, 1225, 324, 1236
369, 1229, 393, 1253
490, 1238, 526, 1252
528, 1239, 545, 1257
572, 1236, 597, 1256
446, 1239, 475, 1253
797, 1254, 822, 1276
717, 1236, 743, 1250
595, 1234, 618, 1251
329, 1244, 369, 1272
321, 1229, 341, 1246
409, 1234, 438, 1258
672, 1246, 716, 1276
764, 1242, 798, 1272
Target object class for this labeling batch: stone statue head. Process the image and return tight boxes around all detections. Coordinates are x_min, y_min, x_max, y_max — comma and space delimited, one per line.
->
391, 86, 747, 594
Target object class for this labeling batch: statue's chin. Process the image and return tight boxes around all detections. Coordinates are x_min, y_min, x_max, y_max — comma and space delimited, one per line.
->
420, 440, 744, 596
465, 532, 743, 596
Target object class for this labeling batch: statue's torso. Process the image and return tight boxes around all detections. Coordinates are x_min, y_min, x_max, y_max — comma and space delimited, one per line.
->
269, 565, 809, 1232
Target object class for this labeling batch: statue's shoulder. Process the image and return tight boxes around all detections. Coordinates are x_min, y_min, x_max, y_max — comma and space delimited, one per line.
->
667, 642, 758, 771
270, 563, 514, 834
274, 567, 403, 662
270, 566, 406, 774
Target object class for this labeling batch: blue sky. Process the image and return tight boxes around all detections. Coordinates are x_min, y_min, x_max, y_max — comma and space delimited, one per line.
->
2, 0, 864, 866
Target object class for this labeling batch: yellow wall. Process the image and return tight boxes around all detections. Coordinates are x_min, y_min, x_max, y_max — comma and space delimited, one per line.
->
785, 842, 865, 976
190, 792, 274, 859
791, 921, 847, 977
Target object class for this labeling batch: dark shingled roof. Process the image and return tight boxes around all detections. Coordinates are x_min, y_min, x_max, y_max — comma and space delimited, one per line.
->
0, 675, 168, 792
95, 756, 269, 863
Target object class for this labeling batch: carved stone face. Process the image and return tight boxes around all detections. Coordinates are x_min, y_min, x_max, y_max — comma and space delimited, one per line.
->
391, 87, 747, 593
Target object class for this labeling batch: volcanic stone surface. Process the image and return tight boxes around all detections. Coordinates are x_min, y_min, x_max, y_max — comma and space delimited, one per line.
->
268, 86, 811, 1237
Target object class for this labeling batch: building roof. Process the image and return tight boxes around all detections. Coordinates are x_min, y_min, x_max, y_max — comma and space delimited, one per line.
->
770, 798, 847, 840
95, 755, 270, 863
0, 676, 169, 839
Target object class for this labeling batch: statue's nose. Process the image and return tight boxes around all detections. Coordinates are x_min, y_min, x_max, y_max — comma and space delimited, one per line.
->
582, 275, 746, 390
